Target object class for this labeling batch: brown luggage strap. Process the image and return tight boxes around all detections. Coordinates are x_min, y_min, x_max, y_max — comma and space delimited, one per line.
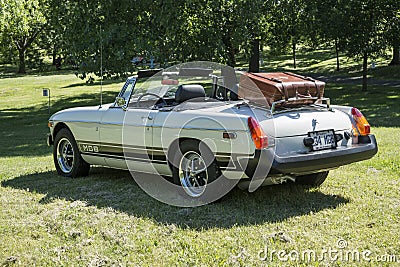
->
283, 72, 321, 99
281, 83, 289, 101
314, 83, 321, 99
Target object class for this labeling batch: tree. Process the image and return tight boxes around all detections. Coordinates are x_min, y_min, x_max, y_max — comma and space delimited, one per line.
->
0, 0, 47, 73
49, 0, 272, 77
47, 0, 147, 78
182, 0, 270, 71
42, 0, 66, 66
342, 0, 387, 91
309, 0, 347, 71
267, 0, 309, 69
179, 0, 250, 67
384, 7, 400, 65
241, 0, 269, 72
47, 0, 187, 77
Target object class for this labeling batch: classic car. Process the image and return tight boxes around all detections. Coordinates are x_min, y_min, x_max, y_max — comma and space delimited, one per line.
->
47, 64, 378, 203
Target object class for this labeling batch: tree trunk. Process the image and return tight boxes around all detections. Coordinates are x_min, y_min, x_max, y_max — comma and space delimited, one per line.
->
389, 45, 400, 65
18, 48, 26, 74
292, 39, 296, 69
14, 29, 42, 74
335, 39, 340, 71
223, 36, 236, 67
249, 38, 260, 73
227, 48, 236, 68
362, 51, 368, 92
52, 45, 57, 65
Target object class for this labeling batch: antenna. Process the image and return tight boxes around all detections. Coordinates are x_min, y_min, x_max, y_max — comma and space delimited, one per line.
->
100, 25, 103, 108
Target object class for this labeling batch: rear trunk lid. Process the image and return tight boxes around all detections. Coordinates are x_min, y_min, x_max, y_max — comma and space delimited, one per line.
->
254, 106, 353, 156
271, 108, 351, 138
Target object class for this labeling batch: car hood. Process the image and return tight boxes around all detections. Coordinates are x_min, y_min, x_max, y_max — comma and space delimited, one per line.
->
50, 104, 113, 122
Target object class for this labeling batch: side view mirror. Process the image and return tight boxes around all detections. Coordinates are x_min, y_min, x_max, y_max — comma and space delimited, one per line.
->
115, 96, 127, 110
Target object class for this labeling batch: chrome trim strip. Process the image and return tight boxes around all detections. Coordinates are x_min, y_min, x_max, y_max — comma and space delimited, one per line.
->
101, 122, 248, 132
77, 141, 166, 152
54, 120, 98, 124
56, 120, 248, 132
100, 122, 124, 126
152, 125, 248, 132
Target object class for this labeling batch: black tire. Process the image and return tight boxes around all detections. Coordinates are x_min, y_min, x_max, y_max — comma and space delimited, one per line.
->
172, 140, 217, 198
53, 128, 90, 177
295, 171, 329, 187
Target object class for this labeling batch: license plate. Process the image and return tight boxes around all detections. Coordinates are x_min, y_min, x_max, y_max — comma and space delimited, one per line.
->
308, 129, 337, 151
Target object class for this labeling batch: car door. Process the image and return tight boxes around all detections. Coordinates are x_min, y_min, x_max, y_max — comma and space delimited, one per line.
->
99, 106, 156, 171
99, 78, 157, 173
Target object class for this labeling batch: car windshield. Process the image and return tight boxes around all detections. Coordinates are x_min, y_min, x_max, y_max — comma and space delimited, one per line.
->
128, 76, 215, 105
130, 84, 179, 103
124, 65, 243, 109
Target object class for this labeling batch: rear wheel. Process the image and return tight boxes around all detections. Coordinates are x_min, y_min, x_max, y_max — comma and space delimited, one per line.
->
295, 171, 329, 187
53, 128, 90, 177
172, 141, 217, 198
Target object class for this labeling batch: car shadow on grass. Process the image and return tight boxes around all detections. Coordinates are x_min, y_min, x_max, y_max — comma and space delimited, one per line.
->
2, 167, 349, 229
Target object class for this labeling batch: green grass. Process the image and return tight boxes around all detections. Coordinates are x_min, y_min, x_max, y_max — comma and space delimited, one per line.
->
325, 83, 400, 127
0, 58, 399, 266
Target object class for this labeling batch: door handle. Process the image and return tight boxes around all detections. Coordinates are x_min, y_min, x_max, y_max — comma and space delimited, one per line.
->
141, 115, 153, 120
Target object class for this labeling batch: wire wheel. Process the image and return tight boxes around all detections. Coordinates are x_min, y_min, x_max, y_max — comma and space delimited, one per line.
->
53, 128, 90, 177
179, 151, 209, 198
56, 137, 74, 173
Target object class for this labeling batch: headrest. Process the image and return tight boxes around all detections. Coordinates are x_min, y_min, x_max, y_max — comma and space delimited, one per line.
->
175, 84, 206, 103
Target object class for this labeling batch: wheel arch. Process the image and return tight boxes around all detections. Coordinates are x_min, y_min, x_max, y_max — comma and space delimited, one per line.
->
53, 122, 71, 140
167, 137, 213, 171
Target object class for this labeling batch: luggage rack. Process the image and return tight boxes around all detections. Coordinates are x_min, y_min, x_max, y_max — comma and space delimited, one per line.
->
271, 97, 331, 113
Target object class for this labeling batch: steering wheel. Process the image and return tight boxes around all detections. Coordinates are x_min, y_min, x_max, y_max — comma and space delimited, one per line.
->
136, 93, 167, 107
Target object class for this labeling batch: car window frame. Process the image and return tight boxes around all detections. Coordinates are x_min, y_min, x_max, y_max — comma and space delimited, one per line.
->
111, 77, 137, 109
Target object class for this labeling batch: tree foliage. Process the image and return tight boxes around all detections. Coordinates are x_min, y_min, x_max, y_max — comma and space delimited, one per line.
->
0, 0, 47, 73
266, 0, 310, 68
340, 0, 391, 90
309, 0, 347, 71
383, 2, 400, 65
1, 0, 400, 79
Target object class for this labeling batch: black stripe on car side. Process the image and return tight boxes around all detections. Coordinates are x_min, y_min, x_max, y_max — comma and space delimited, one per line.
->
77, 141, 167, 163
76, 140, 164, 152
77, 140, 253, 163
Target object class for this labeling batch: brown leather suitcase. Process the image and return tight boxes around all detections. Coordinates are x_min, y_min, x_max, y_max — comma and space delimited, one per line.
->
238, 72, 325, 107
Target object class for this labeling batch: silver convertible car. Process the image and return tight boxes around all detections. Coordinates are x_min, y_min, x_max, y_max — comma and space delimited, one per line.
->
47, 66, 377, 202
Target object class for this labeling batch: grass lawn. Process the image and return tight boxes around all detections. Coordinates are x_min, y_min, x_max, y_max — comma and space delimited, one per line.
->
0, 61, 399, 266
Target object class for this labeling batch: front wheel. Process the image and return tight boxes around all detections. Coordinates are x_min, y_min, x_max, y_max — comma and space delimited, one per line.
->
53, 128, 90, 177
295, 171, 329, 187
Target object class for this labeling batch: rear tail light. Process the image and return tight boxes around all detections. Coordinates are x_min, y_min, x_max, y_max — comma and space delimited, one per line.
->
248, 117, 268, 149
351, 107, 370, 136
